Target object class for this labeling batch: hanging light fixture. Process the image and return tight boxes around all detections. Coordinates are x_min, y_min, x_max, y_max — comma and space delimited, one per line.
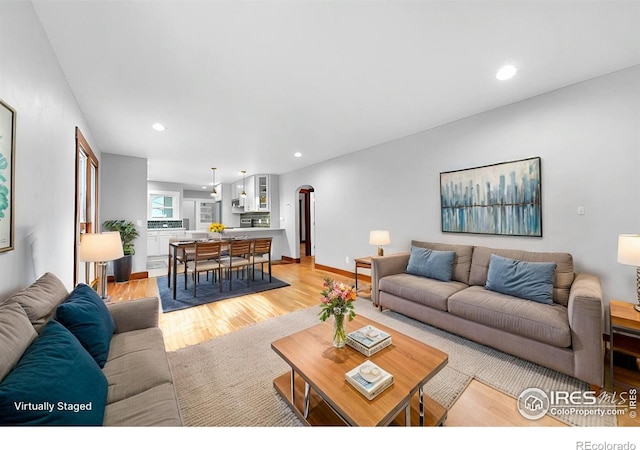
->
240, 170, 247, 198
210, 167, 217, 197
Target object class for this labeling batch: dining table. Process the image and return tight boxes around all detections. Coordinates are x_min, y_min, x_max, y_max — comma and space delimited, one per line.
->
167, 237, 251, 300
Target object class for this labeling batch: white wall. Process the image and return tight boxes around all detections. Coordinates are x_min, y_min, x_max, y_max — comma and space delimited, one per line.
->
0, 2, 99, 296
279, 66, 640, 306
100, 153, 148, 274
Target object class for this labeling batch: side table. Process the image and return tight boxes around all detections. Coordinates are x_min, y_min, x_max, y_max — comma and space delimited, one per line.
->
354, 257, 372, 298
609, 300, 640, 390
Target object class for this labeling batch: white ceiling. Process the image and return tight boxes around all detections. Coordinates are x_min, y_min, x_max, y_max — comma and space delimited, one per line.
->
32, 1, 640, 189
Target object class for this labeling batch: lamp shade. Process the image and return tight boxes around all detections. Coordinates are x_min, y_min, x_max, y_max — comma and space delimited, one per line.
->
617, 234, 640, 267
369, 230, 390, 246
79, 232, 124, 262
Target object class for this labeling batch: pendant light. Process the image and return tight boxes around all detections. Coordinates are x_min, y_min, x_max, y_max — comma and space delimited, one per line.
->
240, 170, 247, 198
210, 167, 217, 197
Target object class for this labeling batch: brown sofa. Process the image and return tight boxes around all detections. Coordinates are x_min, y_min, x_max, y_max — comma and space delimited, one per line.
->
0, 272, 182, 426
371, 241, 604, 387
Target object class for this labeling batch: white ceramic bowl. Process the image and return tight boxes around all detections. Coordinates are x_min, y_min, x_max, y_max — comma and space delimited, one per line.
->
358, 364, 382, 383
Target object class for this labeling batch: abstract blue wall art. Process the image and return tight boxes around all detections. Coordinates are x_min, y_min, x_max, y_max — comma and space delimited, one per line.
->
0, 99, 15, 253
440, 157, 542, 237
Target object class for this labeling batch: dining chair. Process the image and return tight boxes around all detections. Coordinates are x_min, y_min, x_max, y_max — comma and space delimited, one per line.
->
250, 237, 273, 282
220, 239, 252, 290
187, 241, 224, 296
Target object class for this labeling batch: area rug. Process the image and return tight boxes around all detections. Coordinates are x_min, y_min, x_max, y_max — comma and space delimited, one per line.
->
157, 272, 290, 313
167, 300, 616, 427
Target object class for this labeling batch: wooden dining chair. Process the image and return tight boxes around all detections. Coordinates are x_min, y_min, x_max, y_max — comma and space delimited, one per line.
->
187, 241, 223, 296
220, 239, 252, 290
250, 237, 273, 282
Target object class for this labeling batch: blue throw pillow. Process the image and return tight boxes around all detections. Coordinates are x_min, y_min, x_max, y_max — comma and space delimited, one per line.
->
485, 254, 557, 304
0, 320, 107, 425
405, 246, 456, 282
56, 284, 115, 368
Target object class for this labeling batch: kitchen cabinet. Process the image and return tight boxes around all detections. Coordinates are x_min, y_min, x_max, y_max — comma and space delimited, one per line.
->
256, 175, 269, 211
147, 229, 185, 256
147, 234, 159, 256
232, 174, 273, 213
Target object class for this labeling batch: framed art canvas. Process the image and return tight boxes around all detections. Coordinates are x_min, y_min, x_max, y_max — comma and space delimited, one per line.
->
440, 157, 542, 237
0, 99, 16, 253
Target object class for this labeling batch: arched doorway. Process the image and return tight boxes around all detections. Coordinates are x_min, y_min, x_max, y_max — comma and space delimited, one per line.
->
297, 186, 315, 258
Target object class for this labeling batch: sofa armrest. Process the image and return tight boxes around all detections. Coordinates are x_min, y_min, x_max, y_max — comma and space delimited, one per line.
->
371, 252, 410, 306
567, 273, 604, 387
107, 297, 160, 333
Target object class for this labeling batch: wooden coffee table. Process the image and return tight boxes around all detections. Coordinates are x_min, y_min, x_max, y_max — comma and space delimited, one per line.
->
271, 315, 448, 426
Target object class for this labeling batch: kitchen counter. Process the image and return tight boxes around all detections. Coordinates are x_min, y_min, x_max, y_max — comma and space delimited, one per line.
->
222, 227, 285, 260
223, 227, 283, 233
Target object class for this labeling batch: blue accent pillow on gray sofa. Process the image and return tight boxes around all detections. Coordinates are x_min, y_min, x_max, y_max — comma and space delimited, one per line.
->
0, 320, 107, 425
405, 246, 456, 282
56, 283, 115, 368
485, 254, 557, 304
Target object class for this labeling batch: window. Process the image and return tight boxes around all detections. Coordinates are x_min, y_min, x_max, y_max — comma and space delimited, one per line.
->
148, 191, 180, 219
74, 128, 99, 285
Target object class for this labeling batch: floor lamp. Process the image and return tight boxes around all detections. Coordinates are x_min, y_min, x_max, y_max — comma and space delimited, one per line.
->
617, 234, 640, 312
79, 232, 124, 301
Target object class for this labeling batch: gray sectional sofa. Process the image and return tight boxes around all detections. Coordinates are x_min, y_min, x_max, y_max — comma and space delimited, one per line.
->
0, 272, 182, 426
371, 241, 604, 387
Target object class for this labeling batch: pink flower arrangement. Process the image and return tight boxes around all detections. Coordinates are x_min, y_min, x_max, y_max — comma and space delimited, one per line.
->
318, 277, 357, 323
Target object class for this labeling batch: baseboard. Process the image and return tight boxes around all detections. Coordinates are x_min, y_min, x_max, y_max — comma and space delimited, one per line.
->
281, 255, 300, 263
314, 263, 371, 284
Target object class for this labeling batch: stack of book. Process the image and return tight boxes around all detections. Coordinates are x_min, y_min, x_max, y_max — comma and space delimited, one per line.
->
345, 360, 394, 400
346, 325, 392, 356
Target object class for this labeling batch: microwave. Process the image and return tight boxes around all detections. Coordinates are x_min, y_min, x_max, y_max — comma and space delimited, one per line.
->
231, 198, 240, 207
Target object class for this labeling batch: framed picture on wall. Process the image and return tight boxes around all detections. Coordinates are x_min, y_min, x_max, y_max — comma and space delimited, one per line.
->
440, 157, 542, 237
0, 99, 16, 253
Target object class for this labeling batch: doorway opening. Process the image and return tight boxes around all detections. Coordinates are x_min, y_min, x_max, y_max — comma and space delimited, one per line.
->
297, 186, 315, 258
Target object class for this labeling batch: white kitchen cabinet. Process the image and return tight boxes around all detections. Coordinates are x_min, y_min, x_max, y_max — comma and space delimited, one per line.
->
147, 234, 159, 256
256, 175, 269, 211
232, 174, 273, 213
244, 175, 256, 212
147, 229, 185, 256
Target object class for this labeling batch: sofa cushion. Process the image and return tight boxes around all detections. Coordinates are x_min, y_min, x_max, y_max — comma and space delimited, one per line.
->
405, 246, 456, 282
379, 273, 468, 311
448, 286, 571, 347
469, 246, 574, 306
485, 254, 556, 305
0, 320, 108, 425
103, 383, 182, 426
411, 241, 474, 284
56, 283, 116, 368
0, 302, 38, 382
103, 328, 174, 404
3, 272, 69, 332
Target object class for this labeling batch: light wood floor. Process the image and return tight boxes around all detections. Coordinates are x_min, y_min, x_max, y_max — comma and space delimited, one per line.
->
107, 254, 638, 427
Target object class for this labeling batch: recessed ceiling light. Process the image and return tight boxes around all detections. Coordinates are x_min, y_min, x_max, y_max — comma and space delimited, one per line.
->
496, 64, 518, 81
294, 152, 302, 158
152, 123, 166, 131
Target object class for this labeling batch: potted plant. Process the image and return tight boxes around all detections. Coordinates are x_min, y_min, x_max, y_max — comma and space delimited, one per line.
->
102, 219, 140, 282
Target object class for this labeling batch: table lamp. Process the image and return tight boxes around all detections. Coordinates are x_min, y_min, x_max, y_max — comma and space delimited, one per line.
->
79, 232, 124, 301
369, 230, 390, 256
617, 234, 640, 312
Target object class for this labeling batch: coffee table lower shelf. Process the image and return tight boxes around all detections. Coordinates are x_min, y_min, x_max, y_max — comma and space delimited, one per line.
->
273, 372, 447, 427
